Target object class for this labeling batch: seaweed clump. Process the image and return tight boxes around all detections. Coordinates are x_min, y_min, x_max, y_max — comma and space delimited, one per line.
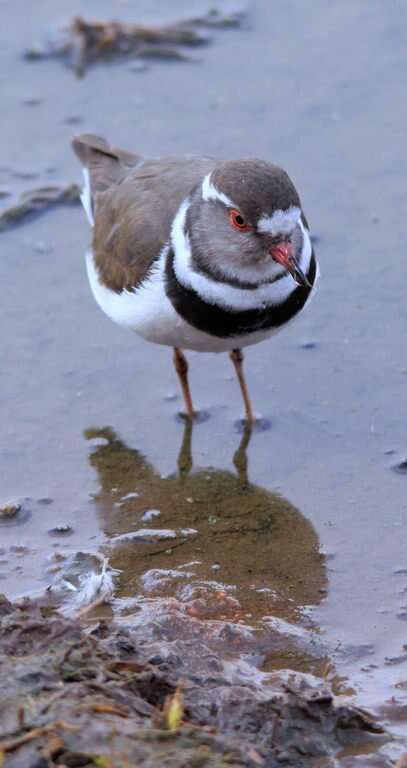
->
23, 9, 244, 77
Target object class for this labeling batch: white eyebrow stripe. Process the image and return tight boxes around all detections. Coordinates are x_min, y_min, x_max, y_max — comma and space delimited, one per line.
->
201, 172, 237, 209
257, 206, 301, 236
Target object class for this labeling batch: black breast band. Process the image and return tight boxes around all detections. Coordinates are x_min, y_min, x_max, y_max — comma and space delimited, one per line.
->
164, 248, 317, 339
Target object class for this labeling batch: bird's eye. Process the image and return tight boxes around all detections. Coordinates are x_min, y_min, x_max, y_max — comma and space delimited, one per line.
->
229, 209, 251, 232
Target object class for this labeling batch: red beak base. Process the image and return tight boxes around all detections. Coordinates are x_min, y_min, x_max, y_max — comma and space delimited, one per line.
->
270, 242, 293, 269
269, 242, 310, 288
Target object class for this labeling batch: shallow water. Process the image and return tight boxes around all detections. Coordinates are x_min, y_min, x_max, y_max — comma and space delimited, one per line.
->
1, 0, 407, 762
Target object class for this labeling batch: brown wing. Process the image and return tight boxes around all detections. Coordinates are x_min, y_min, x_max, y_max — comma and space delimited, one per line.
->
72, 133, 214, 293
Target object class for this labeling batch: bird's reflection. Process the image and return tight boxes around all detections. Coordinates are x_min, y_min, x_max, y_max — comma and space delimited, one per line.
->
84, 421, 328, 676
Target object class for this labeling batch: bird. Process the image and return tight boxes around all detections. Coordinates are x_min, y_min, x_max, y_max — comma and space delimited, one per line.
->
72, 133, 318, 424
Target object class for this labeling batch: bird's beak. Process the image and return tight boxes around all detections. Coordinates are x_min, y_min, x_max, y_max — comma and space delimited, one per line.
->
269, 242, 311, 288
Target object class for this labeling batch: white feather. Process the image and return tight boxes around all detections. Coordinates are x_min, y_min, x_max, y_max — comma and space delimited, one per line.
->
61, 555, 117, 615
80, 168, 94, 227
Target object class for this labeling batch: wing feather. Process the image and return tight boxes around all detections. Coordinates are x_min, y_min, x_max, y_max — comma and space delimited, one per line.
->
72, 133, 214, 292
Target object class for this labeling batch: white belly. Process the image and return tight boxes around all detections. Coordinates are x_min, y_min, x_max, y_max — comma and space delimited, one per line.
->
86, 250, 280, 353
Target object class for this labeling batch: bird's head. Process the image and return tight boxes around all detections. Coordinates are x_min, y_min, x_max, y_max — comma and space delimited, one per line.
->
174, 159, 312, 290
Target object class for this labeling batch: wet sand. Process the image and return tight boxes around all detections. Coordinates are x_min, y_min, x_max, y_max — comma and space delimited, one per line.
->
1, 0, 407, 763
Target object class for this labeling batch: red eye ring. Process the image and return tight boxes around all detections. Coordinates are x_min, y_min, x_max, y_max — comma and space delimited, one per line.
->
229, 208, 251, 232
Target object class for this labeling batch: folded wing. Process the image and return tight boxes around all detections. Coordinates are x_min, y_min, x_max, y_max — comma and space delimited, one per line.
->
72, 133, 214, 292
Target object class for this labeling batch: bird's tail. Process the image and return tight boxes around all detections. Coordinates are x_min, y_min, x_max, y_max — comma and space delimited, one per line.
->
71, 133, 141, 226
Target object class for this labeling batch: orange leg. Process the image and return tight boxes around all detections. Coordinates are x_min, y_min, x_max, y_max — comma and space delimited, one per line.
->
230, 348, 255, 425
173, 347, 194, 420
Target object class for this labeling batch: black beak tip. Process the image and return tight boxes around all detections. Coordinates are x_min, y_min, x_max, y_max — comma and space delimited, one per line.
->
291, 265, 311, 289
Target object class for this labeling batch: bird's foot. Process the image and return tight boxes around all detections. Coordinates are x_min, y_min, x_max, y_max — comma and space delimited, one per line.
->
233, 415, 272, 433
175, 408, 211, 424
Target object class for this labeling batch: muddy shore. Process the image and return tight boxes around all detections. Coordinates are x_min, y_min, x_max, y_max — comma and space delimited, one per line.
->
0, 595, 386, 768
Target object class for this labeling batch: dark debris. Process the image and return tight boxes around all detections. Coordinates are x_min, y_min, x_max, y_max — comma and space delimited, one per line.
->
0, 597, 387, 768
0, 184, 80, 233
23, 9, 244, 78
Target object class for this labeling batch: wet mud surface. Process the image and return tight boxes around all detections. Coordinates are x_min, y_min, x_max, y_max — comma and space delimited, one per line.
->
1, 0, 407, 765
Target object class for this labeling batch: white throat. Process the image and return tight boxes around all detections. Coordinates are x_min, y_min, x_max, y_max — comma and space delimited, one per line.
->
170, 199, 313, 313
